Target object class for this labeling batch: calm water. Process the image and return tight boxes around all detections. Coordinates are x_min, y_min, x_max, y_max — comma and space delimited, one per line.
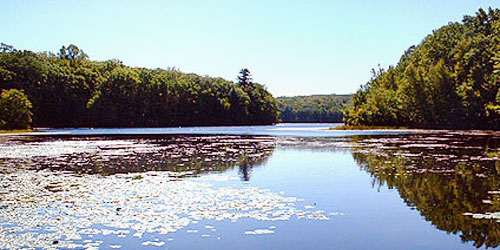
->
37, 123, 411, 137
1, 124, 499, 249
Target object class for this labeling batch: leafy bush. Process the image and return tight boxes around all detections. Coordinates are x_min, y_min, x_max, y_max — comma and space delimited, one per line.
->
0, 89, 33, 130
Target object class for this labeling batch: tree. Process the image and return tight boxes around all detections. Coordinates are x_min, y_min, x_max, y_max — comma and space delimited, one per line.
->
0, 43, 16, 53
0, 44, 279, 127
277, 94, 351, 123
237, 68, 254, 87
343, 8, 500, 129
58, 44, 88, 60
0, 89, 33, 130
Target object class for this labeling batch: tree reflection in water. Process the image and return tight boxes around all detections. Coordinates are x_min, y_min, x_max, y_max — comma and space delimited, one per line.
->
238, 154, 271, 181
350, 131, 500, 248
3, 131, 500, 247
0, 135, 276, 180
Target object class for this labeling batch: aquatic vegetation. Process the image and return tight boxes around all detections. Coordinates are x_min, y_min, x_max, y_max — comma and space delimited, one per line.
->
0, 169, 335, 249
244, 229, 275, 235
349, 131, 500, 248
0, 135, 276, 177
2, 130, 500, 249
274, 130, 500, 248
0, 135, 339, 249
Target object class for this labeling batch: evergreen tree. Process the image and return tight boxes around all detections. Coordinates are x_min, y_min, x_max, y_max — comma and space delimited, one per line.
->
237, 68, 254, 87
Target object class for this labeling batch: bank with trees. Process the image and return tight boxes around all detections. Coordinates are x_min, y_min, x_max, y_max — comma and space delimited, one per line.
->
0, 44, 279, 128
343, 8, 500, 129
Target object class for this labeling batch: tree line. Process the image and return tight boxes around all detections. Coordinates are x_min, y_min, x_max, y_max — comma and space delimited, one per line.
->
344, 8, 500, 129
0, 44, 279, 129
277, 94, 351, 123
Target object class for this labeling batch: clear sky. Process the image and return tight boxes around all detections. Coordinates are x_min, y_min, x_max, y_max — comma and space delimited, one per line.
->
2, 0, 499, 97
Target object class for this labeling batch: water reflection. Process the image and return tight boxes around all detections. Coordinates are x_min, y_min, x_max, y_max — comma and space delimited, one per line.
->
0, 135, 276, 180
2, 130, 500, 248
2, 135, 332, 249
349, 132, 500, 248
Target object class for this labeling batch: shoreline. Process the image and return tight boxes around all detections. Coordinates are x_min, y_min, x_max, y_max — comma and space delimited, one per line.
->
2, 124, 500, 137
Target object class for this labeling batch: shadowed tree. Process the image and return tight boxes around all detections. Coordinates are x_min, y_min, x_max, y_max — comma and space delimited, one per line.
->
0, 43, 16, 53
237, 68, 254, 88
58, 44, 88, 60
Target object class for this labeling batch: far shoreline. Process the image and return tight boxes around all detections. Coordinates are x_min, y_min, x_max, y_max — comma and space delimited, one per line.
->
329, 125, 410, 130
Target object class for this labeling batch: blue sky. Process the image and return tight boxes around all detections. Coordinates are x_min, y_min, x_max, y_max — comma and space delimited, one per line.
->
2, 0, 499, 96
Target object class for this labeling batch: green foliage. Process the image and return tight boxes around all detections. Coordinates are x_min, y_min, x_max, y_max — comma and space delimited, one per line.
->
0, 44, 278, 127
277, 94, 351, 122
0, 89, 33, 129
344, 8, 500, 129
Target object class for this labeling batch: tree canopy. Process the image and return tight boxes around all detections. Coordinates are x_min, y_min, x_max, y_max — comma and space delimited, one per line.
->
0, 44, 279, 128
343, 8, 500, 129
0, 89, 32, 130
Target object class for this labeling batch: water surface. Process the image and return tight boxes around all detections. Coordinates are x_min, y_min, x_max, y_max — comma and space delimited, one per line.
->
1, 125, 499, 249
36, 123, 412, 137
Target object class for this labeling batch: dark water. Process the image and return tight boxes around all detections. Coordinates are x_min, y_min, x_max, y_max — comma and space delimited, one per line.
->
1, 124, 499, 249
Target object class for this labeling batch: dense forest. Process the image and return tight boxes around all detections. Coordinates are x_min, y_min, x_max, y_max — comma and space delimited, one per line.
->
0, 44, 279, 129
344, 8, 500, 129
277, 94, 351, 123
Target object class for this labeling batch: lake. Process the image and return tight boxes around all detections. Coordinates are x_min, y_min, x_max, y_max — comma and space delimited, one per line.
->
1, 124, 499, 249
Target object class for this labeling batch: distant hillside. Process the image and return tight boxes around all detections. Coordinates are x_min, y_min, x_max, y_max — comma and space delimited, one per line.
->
277, 94, 352, 123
